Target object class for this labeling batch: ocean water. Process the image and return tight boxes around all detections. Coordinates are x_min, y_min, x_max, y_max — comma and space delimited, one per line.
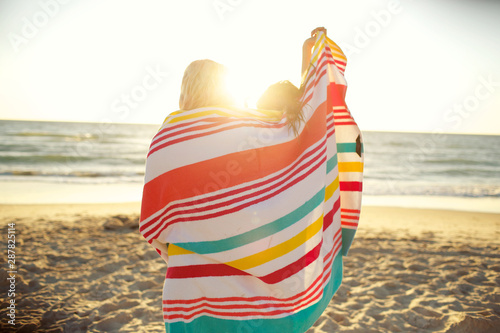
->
361, 131, 500, 198
0, 120, 156, 185
1, 120, 499, 209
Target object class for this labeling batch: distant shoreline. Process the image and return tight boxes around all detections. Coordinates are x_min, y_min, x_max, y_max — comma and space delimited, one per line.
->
2, 118, 499, 136
1, 184, 500, 215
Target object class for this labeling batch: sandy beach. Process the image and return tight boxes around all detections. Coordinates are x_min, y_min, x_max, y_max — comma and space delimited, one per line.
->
0, 203, 499, 332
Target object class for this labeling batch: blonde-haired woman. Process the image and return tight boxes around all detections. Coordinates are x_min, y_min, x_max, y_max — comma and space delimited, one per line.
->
178, 59, 234, 110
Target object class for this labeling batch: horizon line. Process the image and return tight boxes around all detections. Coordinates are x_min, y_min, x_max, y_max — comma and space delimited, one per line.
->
1, 117, 499, 136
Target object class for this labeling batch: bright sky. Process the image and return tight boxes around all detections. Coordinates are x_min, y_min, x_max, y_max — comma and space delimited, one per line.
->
1, 0, 499, 134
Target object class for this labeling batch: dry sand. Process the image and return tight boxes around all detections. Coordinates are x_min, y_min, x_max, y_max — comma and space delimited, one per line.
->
0, 203, 499, 332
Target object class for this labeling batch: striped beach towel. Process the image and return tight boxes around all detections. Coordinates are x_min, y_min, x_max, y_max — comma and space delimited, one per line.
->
140, 31, 364, 333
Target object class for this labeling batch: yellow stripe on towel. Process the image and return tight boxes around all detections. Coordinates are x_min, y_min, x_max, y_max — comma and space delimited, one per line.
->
226, 214, 324, 271
338, 162, 363, 173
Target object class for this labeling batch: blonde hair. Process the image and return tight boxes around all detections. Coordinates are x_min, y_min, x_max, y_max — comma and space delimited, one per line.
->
179, 59, 233, 110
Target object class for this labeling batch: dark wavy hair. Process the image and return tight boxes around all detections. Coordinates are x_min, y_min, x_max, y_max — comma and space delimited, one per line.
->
257, 81, 305, 136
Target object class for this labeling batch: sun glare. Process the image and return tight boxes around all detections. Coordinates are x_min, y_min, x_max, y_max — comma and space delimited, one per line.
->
223, 52, 303, 112
225, 68, 262, 109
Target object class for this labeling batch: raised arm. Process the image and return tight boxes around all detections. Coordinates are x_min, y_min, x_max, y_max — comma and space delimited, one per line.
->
301, 27, 327, 78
